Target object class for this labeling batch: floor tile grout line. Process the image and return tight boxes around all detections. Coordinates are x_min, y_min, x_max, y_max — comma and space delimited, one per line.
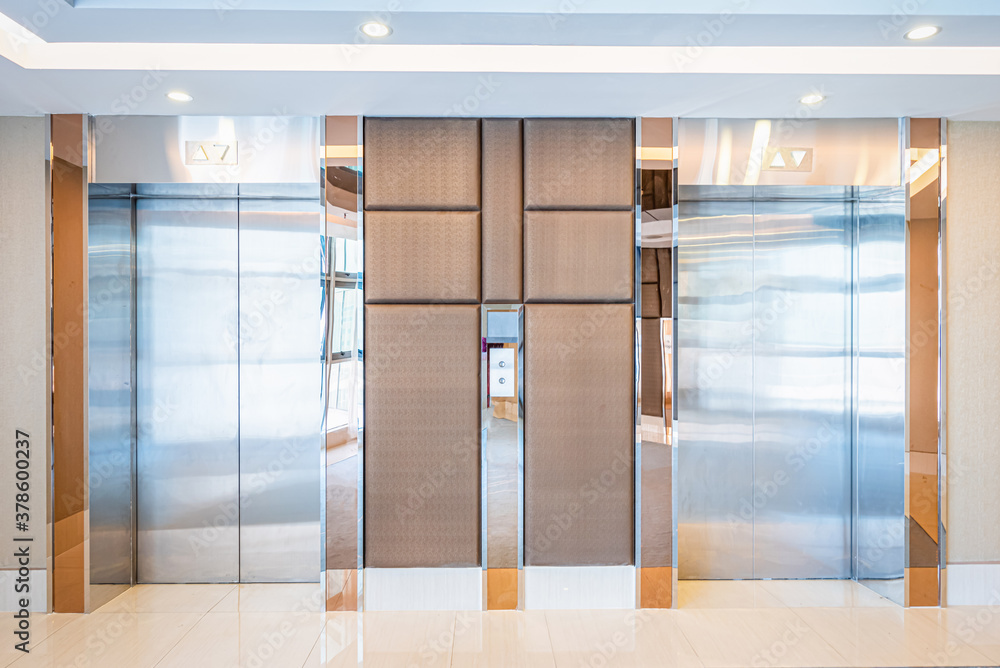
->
540, 610, 561, 668
447, 611, 458, 667
5, 612, 86, 665
149, 610, 211, 668
902, 606, 998, 666
300, 618, 326, 668
783, 603, 854, 667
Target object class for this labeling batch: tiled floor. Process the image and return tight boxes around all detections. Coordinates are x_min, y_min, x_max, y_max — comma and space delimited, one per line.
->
3, 581, 1000, 667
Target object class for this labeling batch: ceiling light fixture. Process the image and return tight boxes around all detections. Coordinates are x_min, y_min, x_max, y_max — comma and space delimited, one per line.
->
167, 91, 193, 102
905, 25, 942, 40
799, 93, 825, 105
360, 21, 392, 38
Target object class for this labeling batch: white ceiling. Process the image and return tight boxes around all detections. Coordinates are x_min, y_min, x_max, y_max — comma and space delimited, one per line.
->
2, 0, 1000, 118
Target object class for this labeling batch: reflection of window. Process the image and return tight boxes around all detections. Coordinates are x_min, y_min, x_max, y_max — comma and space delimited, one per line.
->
334, 237, 360, 274
323, 235, 363, 432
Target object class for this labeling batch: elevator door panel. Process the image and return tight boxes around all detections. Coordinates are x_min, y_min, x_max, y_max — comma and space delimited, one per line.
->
137, 198, 240, 583
751, 200, 852, 579
238, 199, 322, 582
676, 200, 755, 580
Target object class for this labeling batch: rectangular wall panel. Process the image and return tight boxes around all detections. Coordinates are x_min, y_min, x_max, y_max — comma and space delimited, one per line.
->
482, 119, 523, 303
524, 118, 634, 210
676, 200, 754, 580
136, 199, 240, 583
238, 199, 322, 582
365, 305, 481, 567
524, 304, 634, 566
523, 211, 633, 303
364, 211, 480, 303
364, 118, 481, 211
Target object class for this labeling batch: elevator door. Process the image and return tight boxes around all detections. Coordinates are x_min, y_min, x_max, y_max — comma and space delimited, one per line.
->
136, 188, 321, 584
677, 189, 852, 580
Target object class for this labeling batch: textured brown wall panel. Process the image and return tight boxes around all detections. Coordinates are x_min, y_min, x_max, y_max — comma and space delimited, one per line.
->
365, 118, 481, 210
365, 211, 480, 303
524, 304, 634, 566
524, 118, 635, 210
365, 305, 481, 567
482, 119, 523, 303
523, 211, 634, 303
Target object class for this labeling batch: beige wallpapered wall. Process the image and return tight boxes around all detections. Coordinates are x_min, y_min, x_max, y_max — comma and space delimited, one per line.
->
0, 117, 49, 577
946, 121, 1000, 564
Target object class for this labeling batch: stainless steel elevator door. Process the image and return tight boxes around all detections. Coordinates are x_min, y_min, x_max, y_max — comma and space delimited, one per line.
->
89, 195, 135, 586
751, 200, 852, 579
137, 198, 241, 583
678, 189, 853, 580
238, 199, 321, 582
677, 200, 755, 579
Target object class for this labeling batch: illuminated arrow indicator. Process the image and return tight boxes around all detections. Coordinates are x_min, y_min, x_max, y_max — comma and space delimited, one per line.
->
184, 140, 239, 166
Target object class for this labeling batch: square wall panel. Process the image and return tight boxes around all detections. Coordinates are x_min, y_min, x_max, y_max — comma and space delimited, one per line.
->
524, 210, 634, 303
524, 118, 635, 210
524, 304, 635, 566
364, 211, 480, 303
365, 305, 481, 568
364, 118, 481, 211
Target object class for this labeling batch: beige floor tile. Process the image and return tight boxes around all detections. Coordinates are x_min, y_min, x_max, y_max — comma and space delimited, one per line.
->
93, 583, 236, 614
211, 582, 326, 613
793, 606, 995, 667
675, 608, 848, 667
678, 580, 786, 609
301, 613, 360, 668
0, 613, 80, 667
10, 612, 201, 668
450, 610, 556, 668
910, 606, 1000, 664
758, 580, 896, 608
361, 611, 457, 667
154, 611, 325, 668
545, 609, 703, 668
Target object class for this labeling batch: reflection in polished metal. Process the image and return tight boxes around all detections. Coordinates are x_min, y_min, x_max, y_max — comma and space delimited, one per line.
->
136, 195, 241, 583
91, 116, 320, 185
134, 185, 323, 584
638, 116, 677, 608
677, 197, 755, 580
903, 118, 945, 607
752, 197, 852, 579
677, 184, 905, 584
87, 191, 135, 604
322, 115, 363, 611
482, 306, 523, 610
238, 197, 322, 582
856, 191, 907, 603
679, 119, 902, 188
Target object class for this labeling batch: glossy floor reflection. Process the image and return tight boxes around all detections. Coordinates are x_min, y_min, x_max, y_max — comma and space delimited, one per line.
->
3, 583, 999, 667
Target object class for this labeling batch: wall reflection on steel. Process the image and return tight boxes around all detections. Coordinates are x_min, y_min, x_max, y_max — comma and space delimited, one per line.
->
323, 116, 363, 611
482, 306, 524, 610
637, 118, 677, 608
905, 118, 945, 607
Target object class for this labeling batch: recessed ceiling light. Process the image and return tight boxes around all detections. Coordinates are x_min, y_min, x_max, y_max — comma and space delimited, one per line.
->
905, 25, 941, 40
799, 93, 825, 105
360, 21, 392, 38
166, 91, 193, 102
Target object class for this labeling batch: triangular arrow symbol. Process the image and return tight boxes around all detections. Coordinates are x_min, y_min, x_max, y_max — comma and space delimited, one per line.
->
193, 145, 210, 161
770, 152, 786, 168
791, 150, 807, 167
